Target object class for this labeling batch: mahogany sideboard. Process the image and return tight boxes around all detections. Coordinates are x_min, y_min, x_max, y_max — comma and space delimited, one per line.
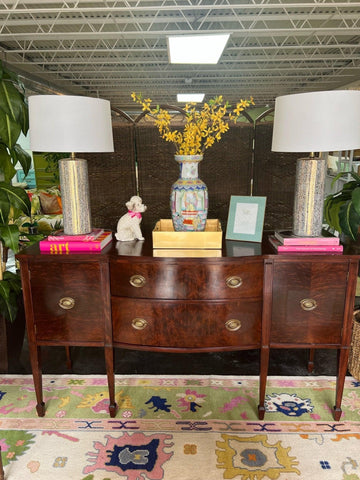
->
16, 234, 360, 420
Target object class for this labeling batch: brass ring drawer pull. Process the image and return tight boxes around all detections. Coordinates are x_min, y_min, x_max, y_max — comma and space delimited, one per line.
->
225, 319, 242, 332
131, 318, 148, 330
300, 298, 317, 311
58, 297, 75, 310
226, 276, 243, 289
129, 274, 146, 288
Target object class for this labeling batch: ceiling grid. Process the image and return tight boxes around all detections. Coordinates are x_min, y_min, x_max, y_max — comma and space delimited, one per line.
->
0, 0, 359, 111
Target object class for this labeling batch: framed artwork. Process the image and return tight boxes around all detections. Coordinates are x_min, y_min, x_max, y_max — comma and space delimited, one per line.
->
225, 240, 262, 256
226, 196, 267, 243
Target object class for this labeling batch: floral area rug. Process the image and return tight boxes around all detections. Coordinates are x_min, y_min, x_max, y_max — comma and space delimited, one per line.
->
1, 374, 360, 479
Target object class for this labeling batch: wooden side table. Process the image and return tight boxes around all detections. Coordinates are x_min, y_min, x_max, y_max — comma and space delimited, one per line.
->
259, 254, 359, 420
17, 246, 116, 417
17, 235, 360, 420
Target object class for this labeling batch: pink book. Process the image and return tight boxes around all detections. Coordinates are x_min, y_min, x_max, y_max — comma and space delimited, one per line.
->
40, 231, 112, 253
269, 235, 343, 253
274, 230, 339, 246
46, 228, 104, 242
277, 244, 343, 253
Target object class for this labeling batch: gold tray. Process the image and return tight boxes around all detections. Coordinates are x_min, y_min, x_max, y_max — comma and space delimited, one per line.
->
153, 249, 222, 258
152, 219, 222, 249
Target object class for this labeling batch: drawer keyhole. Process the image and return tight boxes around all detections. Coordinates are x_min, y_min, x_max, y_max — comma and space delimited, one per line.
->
59, 297, 75, 310
226, 276, 243, 289
130, 275, 146, 288
225, 319, 242, 331
300, 298, 317, 311
131, 318, 148, 330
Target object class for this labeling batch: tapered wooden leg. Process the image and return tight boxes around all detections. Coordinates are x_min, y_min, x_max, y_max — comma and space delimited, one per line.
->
308, 349, 315, 373
333, 347, 349, 421
333, 407, 342, 421
0, 445, 5, 480
259, 259, 273, 420
28, 344, 45, 417
65, 346, 72, 370
105, 345, 117, 418
0, 316, 8, 374
258, 346, 270, 420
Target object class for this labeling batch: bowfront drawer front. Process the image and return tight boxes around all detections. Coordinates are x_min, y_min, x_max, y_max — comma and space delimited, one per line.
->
28, 262, 106, 342
112, 297, 261, 349
270, 261, 349, 345
110, 259, 263, 300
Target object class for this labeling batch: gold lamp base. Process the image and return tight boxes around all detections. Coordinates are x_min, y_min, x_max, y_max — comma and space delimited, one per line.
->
293, 156, 327, 237
59, 156, 92, 235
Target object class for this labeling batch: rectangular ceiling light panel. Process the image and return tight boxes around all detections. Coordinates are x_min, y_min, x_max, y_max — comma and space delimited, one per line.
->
177, 93, 205, 103
168, 34, 230, 64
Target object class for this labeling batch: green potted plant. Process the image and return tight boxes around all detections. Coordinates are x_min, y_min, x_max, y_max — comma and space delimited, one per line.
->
0, 60, 32, 323
323, 171, 360, 241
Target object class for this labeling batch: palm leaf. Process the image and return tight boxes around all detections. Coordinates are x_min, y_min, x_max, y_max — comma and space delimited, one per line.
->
0, 280, 19, 322
20, 101, 29, 135
0, 79, 24, 123
0, 182, 31, 216
0, 224, 20, 252
10, 144, 31, 176
339, 201, 360, 240
324, 195, 345, 232
0, 143, 16, 182
0, 108, 22, 148
0, 188, 10, 224
0, 61, 20, 85
0, 280, 13, 322
3, 271, 22, 296
352, 187, 360, 216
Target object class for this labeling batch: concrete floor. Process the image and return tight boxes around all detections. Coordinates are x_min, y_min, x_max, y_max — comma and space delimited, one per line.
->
9, 334, 340, 377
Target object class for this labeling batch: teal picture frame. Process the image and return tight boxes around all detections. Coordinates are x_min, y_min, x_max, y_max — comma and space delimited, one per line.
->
226, 196, 267, 243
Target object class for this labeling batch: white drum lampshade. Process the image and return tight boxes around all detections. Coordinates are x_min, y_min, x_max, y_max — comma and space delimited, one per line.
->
29, 95, 114, 235
272, 90, 360, 237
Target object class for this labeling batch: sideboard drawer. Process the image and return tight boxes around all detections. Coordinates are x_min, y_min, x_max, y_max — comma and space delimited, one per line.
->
270, 261, 348, 345
110, 259, 263, 300
28, 262, 106, 342
112, 297, 261, 349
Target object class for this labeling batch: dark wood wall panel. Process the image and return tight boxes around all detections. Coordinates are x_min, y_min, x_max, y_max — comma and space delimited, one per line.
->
135, 124, 179, 231
80, 120, 298, 235
252, 122, 300, 231
136, 122, 253, 231
201, 123, 253, 228
86, 123, 137, 231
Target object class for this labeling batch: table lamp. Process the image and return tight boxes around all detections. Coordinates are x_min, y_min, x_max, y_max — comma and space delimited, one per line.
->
28, 95, 114, 235
271, 90, 360, 237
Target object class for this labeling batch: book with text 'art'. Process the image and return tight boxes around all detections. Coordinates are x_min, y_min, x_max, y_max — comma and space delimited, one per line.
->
46, 228, 104, 242
274, 230, 340, 246
40, 230, 113, 253
268, 235, 343, 254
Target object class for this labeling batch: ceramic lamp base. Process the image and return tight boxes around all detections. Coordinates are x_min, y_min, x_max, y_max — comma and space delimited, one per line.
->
293, 156, 326, 237
59, 157, 92, 235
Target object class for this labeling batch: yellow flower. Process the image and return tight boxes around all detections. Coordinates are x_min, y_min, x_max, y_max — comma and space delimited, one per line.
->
131, 92, 254, 155
204, 136, 215, 148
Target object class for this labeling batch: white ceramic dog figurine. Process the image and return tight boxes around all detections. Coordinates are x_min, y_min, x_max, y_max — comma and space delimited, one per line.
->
115, 196, 147, 241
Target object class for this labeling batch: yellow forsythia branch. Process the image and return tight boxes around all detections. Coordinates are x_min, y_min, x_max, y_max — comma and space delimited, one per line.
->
131, 92, 254, 155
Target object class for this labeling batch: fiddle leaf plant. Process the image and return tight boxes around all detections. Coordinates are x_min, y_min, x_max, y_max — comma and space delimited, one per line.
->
324, 171, 360, 241
0, 60, 32, 322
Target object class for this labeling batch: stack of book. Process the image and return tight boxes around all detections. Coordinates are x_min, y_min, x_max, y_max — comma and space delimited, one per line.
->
268, 230, 343, 254
39, 228, 113, 253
